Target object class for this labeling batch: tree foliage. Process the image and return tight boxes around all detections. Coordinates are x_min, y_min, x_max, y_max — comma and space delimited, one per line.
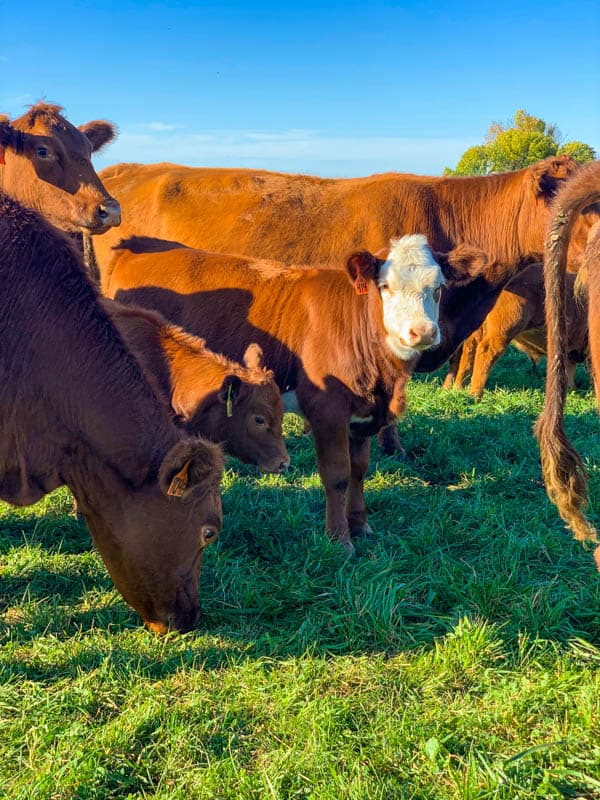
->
445, 110, 596, 175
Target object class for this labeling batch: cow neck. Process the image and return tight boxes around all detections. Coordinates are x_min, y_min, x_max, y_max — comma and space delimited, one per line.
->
0, 194, 179, 490
328, 275, 413, 400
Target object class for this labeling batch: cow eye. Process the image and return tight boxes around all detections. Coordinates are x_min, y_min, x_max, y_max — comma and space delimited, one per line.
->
379, 282, 389, 291
254, 416, 266, 426
433, 286, 442, 302
201, 526, 218, 543
36, 147, 49, 158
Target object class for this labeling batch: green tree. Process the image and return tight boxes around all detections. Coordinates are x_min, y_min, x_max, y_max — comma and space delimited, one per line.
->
445, 110, 596, 175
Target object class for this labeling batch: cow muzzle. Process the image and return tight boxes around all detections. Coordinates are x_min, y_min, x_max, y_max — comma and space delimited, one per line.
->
401, 322, 439, 350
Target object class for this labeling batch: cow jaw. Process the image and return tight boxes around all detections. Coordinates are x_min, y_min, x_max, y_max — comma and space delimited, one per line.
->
379, 235, 443, 361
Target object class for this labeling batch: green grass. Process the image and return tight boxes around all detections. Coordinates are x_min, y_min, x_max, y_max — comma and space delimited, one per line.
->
2, 349, 600, 799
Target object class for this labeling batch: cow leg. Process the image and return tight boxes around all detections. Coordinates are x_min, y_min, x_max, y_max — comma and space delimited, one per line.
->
311, 421, 354, 553
441, 346, 462, 389
377, 424, 406, 457
469, 334, 511, 399
566, 360, 577, 390
346, 434, 373, 537
454, 333, 479, 390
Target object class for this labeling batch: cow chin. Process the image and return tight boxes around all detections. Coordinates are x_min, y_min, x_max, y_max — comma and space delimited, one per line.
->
143, 582, 202, 634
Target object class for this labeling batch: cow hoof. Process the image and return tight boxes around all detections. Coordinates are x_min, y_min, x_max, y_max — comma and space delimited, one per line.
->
338, 537, 356, 556
350, 522, 375, 539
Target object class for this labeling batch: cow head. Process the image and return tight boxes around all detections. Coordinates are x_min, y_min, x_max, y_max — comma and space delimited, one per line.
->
0, 103, 121, 234
347, 235, 487, 361
185, 344, 290, 474
79, 436, 223, 634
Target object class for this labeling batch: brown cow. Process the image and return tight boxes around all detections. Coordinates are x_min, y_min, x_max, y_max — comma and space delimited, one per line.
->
1, 190, 225, 633
93, 156, 598, 373
101, 234, 486, 551
534, 160, 600, 568
444, 263, 588, 399
91, 156, 598, 455
103, 297, 289, 472
0, 103, 121, 233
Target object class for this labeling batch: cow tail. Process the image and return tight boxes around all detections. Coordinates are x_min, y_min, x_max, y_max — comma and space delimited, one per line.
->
534, 162, 600, 547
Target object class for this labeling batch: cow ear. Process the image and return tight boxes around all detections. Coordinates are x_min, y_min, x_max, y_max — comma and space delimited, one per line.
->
160, 438, 224, 499
434, 244, 488, 286
346, 251, 381, 291
0, 116, 14, 163
243, 343, 265, 370
530, 154, 577, 200
78, 120, 117, 153
218, 374, 248, 412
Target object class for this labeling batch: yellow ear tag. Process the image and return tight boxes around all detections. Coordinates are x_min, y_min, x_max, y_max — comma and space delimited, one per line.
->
167, 460, 191, 497
226, 382, 233, 418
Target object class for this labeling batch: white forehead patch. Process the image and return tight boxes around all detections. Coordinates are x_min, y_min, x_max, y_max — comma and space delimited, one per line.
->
379, 234, 444, 291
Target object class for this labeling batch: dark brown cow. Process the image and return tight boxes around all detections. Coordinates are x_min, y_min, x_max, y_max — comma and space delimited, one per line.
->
1, 191, 225, 633
534, 160, 600, 568
101, 234, 486, 551
444, 263, 588, 399
0, 103, 121, 233
103, 297, 289, 472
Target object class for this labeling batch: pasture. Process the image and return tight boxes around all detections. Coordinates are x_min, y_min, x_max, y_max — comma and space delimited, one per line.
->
2, 348, 600, 799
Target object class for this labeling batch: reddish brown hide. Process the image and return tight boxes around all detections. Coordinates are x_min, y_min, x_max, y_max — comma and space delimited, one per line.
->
443, 263, 588, 399
100, 237, 485, 551
0, 191, 224, 633
93, 156, 599, 371
534, 160, 600, 566
103, 298, 289, 473
91, 156, 598, 456
0, 103, 120, 233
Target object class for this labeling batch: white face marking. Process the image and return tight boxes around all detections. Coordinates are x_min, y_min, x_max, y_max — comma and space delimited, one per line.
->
378, 234, 444, 361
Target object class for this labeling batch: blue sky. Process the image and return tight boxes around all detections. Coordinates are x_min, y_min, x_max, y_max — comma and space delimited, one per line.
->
3, 0, 599, 176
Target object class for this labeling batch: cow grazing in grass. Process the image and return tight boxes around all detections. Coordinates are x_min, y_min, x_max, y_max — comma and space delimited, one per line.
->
443, 263, 588, 399
535, 160, 600, 567
104, 298, 289, 473
0, 191, 225, 633
101, 234, 486, 551
0, 103, 121, 234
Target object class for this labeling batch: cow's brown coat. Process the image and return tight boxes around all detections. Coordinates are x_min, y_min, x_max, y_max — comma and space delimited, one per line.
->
0, 192, 224, 633
93, 156, 598, 372
444, 263, 588, 398
0, 103, 120, 233
101, 238, 485, 550
534, 160, 600, 567
103, 298, 288, 472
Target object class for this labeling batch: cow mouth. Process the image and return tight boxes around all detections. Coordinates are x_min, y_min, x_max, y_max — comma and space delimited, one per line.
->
398, 336, 439, 351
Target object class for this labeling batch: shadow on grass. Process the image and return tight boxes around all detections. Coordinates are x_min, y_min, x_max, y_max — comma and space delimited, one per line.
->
2, 401, 600, 680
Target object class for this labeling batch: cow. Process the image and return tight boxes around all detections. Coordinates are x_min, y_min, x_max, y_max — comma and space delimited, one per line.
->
91, 156, 599, 454
443, 263, 588, 399
534, 160, 600, 569
103, 297, 289, 473
100, 233, 486, 552
0, 103, 121, 233
1, 190, 225, 634
93, 156, 598, 367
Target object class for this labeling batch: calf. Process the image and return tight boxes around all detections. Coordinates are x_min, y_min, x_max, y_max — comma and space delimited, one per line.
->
102, 234, 486, 551
1, 103, 120, 233
444, 263, 588, 399
103, 299, 289, 473
535, 160, 600, 567
1, 191, 224, 634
